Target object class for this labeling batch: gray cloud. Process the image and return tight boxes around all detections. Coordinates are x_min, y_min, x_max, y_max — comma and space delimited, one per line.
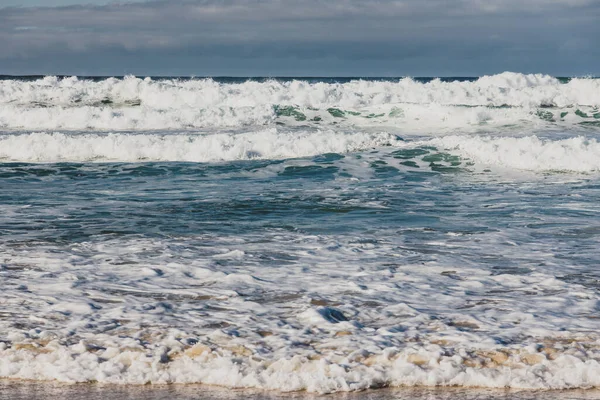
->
0, 0, 148, 7
0, 0, 598, 76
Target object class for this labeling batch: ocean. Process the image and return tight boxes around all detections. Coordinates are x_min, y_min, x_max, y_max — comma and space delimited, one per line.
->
0, 73, 599, 394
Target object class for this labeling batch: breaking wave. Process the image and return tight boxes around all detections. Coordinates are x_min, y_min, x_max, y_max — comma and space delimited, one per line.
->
428, 135, 600, 173
0, 129, 402, 163
0, 73, 598, 132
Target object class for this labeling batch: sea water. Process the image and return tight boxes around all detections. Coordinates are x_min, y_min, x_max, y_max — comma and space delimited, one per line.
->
0, 73, 599, 393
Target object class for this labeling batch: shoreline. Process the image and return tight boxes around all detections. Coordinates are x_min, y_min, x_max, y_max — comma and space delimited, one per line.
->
2, 381, 600, 400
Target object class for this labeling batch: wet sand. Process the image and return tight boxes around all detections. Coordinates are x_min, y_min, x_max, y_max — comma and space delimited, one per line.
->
2, 381, 600, 400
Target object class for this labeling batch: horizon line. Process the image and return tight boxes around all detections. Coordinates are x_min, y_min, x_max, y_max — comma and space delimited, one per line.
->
0, 73, 594, 79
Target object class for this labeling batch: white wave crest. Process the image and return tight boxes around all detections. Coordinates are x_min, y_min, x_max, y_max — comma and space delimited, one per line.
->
0, 129, 401, 163
0, 73, 598, 131
429, 135, 600, 172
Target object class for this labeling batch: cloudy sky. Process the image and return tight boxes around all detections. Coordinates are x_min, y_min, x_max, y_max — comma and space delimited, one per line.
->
0, 0, 598, 76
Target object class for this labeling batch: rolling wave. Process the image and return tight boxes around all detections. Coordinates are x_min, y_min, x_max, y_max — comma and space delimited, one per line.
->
0, 129, 402, 163
3, 128, 600, 175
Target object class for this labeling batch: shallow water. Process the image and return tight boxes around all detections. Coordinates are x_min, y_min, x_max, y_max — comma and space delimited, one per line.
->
2, 381, 600, 400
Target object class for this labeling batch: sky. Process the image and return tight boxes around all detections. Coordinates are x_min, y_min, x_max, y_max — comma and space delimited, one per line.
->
0, 0, 598, 77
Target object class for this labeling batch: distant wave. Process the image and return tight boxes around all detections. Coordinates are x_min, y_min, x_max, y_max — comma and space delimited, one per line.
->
0, 72, 598, 131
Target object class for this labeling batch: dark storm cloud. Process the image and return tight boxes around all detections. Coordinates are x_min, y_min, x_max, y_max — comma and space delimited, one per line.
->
0, 0, 598, 76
